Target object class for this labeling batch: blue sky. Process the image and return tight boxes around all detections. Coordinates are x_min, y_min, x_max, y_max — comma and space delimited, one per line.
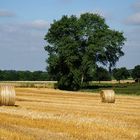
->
0, 0, 140, 71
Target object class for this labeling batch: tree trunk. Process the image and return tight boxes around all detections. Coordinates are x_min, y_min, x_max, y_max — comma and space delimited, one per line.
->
109, 66, 111, 74
108, 64, 112, 77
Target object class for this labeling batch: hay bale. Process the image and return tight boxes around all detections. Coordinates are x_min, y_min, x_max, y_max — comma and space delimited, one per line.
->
0, 85, 16, 106
100, 90, 115, 103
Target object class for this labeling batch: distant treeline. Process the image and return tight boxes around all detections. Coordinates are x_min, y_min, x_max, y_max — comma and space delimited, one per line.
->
0, 65, 139, 82
0, 70, 50, 81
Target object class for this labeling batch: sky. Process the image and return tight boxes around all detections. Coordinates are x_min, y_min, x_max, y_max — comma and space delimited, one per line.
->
0, 0, 140, 71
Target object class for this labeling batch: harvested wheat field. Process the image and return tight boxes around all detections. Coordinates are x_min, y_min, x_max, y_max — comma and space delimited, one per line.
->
0, 88, 140, 140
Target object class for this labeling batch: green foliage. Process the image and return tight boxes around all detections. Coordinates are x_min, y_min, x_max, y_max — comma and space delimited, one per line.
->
44, 13, 126, 90
0, 70, 19, 81
132, 65, 140, 82
112, 67, 130, 82
57, 71, 81, 91
0, 70, 50, 81
81, 82, 140, 96
93, 67, 111, 82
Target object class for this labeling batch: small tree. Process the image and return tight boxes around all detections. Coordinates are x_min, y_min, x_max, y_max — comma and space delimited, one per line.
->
112, 67, 129, 83
132, 65, 140, 83
93, 67, 111, 83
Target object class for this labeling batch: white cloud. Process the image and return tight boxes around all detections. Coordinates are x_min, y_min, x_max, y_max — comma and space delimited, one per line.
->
77, 9, 112, 20
23, 20, 49, 30
132, 0, 140, 11
125, 12, 140, 25
0, 9, 15, 17
0, 21, 48, 70
92, 9, 112, 20
124, 1, 140, 26
117, 27, 140, 69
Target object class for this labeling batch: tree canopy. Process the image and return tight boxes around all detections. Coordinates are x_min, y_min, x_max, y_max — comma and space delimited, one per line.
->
93, 67, 111, 83
44, 13, 126, 90
132, 65, 140, 82
0, 70, 49, 81
112, 67, 130, 83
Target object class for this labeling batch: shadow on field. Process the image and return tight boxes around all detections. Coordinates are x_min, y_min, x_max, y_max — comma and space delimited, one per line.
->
82, 85, 112, 90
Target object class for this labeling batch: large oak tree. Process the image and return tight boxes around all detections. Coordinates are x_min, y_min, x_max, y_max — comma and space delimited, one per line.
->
44, 13, 126, 90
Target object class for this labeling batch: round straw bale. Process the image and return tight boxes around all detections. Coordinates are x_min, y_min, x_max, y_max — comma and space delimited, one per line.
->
0, 85, 16, 106
100, 90, 115, 103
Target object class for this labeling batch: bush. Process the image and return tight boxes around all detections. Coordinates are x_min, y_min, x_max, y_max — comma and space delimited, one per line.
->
57, 71, 81, 91
112, 67, 129, 83
132, 65, 140, 83
92, 67, 111, 82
